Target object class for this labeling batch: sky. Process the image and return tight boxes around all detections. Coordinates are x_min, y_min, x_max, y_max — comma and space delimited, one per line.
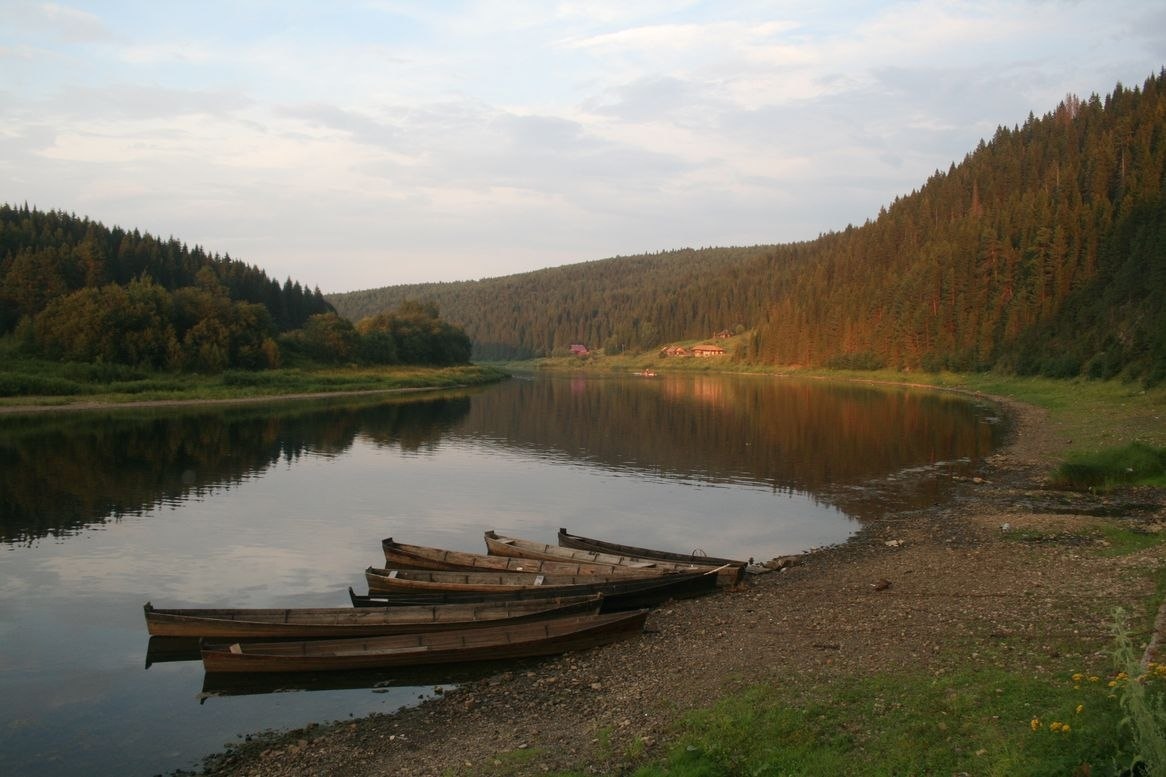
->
2, 1, 1164, 294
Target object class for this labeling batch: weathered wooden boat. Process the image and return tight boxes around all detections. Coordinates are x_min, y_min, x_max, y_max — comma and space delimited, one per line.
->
351, 566, 719, 610
484, 530, 742, 586
557, 527, 748, 569
143, 596, 602, 639
382, 537, 668, 577
200, 609, 649, 673
365, 567, 676, 594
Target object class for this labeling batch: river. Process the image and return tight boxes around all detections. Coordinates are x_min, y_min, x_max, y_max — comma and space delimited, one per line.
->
0, 373, 1004, 775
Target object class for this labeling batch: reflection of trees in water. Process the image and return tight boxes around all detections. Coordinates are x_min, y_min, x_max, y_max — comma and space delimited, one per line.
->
0, 378, 1002, 544
460, 377, 1003, 498
0, 395, 471, 543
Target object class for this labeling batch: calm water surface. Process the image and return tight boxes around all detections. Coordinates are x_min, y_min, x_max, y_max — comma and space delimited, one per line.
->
0, 374, 1004, 775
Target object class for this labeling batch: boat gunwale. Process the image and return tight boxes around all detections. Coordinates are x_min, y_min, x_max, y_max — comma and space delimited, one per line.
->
199, 609, 650, 673
556, 527, 748, 568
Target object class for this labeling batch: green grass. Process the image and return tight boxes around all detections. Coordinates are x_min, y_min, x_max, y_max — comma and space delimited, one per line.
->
0, 339, 508, 407
1003, 523, 1166, 556
1052, 443, 1166, 490
604, 667, 1149, 777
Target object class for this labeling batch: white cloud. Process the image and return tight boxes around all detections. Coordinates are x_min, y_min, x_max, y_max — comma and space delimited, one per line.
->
1, 0, 1162, 291
36, 2, 113, 42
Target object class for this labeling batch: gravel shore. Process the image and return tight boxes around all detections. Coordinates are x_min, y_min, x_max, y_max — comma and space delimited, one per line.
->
190, 398, 1166, 777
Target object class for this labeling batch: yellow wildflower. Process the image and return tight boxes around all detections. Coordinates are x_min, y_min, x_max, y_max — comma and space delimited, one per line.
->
1072, 672, 1084, 682
1076, 704, 1084, 714
1050, 721, 1063, 732
1061, 723, 1071, 733
1088, 675, 1100, 683
1030, 718, 1041, 731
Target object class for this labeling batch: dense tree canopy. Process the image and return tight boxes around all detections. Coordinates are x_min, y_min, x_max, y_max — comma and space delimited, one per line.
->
330, 71, 1166, 384
0, 207, 474, 371
277, 302, 472, 366
0, 206, 333, 334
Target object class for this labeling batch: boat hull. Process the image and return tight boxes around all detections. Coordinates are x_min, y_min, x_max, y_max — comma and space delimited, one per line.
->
201, 610, 649, 673
382, 537, 665, 577
143, 596, 602, 639
365, 567, 675, 593
351, 569, 718, 611
557, 527, 747, 569
485, 530, 742, 586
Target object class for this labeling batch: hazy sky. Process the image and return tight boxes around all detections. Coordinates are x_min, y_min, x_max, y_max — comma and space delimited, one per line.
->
3, 1, 1164, 293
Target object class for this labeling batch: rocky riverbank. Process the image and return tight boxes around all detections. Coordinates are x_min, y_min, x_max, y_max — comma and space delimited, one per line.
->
189, 398, 1166, 776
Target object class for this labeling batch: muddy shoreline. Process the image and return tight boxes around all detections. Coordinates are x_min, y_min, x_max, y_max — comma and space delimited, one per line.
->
179, 396, 1164, 777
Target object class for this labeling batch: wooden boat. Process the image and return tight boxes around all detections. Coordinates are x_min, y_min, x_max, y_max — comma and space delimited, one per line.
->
351, 567, 719, 611
557, 527, 748, 569
143, 596, 602, 639
365, 567, 673, 594
484, 530, 742, 586
382, 537, 668, 577
201, 609, 649, 673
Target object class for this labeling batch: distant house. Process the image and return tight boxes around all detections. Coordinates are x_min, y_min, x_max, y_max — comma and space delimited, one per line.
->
660, 345, 689, 358
691, 343, 727, 358
713, 329, 732, 339
569, 343, 590, 356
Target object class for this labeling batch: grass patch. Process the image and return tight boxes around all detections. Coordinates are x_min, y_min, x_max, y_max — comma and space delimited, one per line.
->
624, 667, 1152, 777
1052, 443, 1166, 491
1003, 523, 1166, 556
0, 337, 507, 408
1098, 523, 1166, 556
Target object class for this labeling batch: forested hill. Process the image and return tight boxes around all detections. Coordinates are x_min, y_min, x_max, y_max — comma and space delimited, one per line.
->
330, 245, 784, 360
0, 207, 473, 372
330, 70, 1166, 383
0, 206, 333, 334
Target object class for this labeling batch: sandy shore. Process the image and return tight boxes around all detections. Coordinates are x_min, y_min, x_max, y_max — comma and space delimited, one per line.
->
184, 396, 1164, 776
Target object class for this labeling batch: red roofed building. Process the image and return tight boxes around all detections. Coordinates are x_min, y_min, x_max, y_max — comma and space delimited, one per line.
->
691, 343, 726, 358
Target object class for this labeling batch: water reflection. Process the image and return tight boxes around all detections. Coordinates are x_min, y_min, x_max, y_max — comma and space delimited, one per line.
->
198, 660, 526, 701
0, 393, 473, 544
0, 375, 1005, 777
460, 374, 1002, 494
0, 376, 1003, 545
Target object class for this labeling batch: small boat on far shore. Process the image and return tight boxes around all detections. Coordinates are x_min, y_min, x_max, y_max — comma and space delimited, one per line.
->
200, 609, 650, 673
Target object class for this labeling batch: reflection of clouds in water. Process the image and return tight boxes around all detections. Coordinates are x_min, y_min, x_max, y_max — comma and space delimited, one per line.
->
526, 465, 855, 561
24, 431, 851, 605
392, 440, 856, 562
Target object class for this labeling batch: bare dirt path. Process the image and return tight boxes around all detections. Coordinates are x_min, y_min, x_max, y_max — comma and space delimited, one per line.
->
193, 398, 1166, 777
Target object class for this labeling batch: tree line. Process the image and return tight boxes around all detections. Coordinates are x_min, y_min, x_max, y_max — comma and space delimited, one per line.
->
329, 70, 1166, 384
0, 206, 472, 371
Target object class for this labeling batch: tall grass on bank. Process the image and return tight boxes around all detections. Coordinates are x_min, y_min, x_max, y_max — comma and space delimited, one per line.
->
1110, 608, 1166, 777
1052, 443, 1166, 490
617, 669, 1132, 777
0, 339, 507, 406
586, 650, 1166, 777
